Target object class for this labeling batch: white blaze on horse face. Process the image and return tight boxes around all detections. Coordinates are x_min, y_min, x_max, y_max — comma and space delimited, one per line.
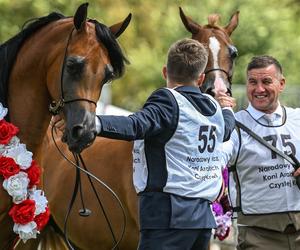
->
208, 37, 227, 93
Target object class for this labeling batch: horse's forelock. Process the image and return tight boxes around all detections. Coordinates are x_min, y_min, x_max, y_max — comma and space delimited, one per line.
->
201, 24, 232, 45
90, 20, 129, 79
207, 14, 221, 27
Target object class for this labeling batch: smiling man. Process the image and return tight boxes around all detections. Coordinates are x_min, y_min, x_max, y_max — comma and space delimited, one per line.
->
222, 55, 300, 250
246, 59, 285, 114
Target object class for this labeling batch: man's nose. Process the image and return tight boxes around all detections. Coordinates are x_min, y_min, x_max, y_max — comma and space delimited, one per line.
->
255, 82, 266, 92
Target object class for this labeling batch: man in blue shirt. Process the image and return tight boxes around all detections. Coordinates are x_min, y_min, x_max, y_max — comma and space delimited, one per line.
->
53, 38, 236, 250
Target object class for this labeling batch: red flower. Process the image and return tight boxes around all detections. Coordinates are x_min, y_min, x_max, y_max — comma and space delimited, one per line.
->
26, 160, 41, 187
0, 120, 19, 145
220, 195, 232, 213
216, 227, 230, 241
34, 207, 50, 231
0, 156, 20, 179
9, 199, 36, 225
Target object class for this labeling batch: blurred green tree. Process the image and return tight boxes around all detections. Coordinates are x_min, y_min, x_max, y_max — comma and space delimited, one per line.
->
1, 0, 300, 111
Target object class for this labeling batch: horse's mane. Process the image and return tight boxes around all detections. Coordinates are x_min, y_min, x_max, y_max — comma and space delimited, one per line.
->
89, 19, 129, 79
0, 12, 65, 108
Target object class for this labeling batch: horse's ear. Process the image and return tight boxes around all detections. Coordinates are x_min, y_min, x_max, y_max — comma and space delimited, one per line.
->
74, 2, 89, 31
224, 11, 239, 36
109, 13, 132, 38
179, 7, 200, 35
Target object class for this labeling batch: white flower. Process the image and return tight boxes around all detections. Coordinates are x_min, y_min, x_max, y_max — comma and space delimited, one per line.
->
6, 136, 20, 149
3, 172, 29, 204
16, 150, 33, 169
29, 189, 48, 215
5, 144, 33, 169
0, 146, 5, 155
215, 211, 232, 237
0, 136, 20, 155
13, 221, 38, 242
0, 103, 8, 120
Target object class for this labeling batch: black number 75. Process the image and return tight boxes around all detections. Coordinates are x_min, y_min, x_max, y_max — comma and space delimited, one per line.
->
263, 134, 296, 159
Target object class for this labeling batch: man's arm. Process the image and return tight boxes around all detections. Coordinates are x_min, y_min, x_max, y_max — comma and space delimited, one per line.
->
97, 88, 177, 141
51, 89, 177, 142
214, 91, 236, 142
222, 108, 236, 141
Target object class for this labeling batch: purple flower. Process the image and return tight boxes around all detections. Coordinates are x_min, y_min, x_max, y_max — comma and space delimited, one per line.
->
222, 167, 229, 187
212, 202, 223, 216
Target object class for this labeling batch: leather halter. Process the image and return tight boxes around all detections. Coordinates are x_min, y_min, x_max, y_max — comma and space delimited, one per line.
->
204, 67, 233, 96
49, 27, 97, 115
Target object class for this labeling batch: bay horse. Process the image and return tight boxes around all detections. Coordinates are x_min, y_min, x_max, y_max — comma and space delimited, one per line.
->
0, 3, 131, 250
40, 7, 239, 250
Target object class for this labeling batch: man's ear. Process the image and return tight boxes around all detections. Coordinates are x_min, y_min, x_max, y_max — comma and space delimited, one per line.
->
162, 66, 167, 80
197, 73, 205, 87
279, 77, 286, 92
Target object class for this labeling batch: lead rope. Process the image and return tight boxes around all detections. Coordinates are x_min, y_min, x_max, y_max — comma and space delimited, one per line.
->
10, 237, 20, 250
77, 153, 120, 246
50, 124, 126, 250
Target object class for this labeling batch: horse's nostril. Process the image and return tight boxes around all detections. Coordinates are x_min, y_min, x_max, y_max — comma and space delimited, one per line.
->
206, 88, 215, 97
227, 88, 232, 97
71, 125, 84, 140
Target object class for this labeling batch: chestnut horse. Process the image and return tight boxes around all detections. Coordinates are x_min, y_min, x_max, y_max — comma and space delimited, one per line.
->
0, 3, 131, 250
41, 7, 239, 250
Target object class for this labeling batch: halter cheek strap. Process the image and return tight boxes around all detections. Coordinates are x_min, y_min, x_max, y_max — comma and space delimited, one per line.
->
49, 27, 97, 115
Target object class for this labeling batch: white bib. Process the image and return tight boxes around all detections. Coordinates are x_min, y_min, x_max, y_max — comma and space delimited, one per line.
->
231, 108, 300, 214
133, 88, 225, 201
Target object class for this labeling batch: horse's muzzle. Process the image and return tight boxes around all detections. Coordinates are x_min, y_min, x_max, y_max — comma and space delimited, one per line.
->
64, 128, 97, 153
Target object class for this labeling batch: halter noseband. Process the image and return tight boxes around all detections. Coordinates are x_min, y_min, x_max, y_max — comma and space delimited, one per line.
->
204, 68, 232, 96
49, 27, 97, 115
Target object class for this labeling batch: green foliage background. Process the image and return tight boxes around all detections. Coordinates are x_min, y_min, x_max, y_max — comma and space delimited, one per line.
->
1, 0, 299, 111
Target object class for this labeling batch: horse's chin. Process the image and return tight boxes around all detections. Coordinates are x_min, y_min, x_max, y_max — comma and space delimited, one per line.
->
63, 132, 96, 153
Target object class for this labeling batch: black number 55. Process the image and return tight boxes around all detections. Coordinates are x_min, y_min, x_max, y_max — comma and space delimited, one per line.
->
198, 125, 216, 153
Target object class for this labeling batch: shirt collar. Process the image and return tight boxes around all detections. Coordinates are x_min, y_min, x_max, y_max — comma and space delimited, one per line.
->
246, 103, 283, 120
174, 85, 202, 94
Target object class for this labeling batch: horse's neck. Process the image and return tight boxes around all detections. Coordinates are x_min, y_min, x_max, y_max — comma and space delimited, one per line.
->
7, 20, 74, 158
8, 51, 51, 158
8, 91, 51, 161
7, 29, 60, 158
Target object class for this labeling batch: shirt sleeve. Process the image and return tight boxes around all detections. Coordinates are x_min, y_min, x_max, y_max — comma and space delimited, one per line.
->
222, 128, 240, 166
222, 107, 236, 142
97, 88, 177, 141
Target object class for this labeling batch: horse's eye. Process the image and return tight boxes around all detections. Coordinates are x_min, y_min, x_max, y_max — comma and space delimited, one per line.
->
102, 64, 115, 85
66, 56, 85, 76
229, 45, 238, 59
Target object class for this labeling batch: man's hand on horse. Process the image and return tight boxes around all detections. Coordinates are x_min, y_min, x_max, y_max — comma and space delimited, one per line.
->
215, 91, 236, 109
293, 167, 300, 177
50, 114, 66, 132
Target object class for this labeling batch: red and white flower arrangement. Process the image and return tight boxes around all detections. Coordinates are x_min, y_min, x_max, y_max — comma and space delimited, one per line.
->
0, 103, 50, 242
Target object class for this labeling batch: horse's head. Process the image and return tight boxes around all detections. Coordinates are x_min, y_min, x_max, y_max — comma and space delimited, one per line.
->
48, 3, 131, 153
179, 7, 239, 96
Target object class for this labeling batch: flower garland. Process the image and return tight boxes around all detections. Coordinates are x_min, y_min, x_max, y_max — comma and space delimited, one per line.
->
212, 166, 233, 241
0, 103, 50, 243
